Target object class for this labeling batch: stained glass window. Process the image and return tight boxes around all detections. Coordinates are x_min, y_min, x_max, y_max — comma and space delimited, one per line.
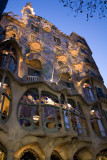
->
0, 46, 17, 73
90, 105, 106, 137
41, 91, 61, 131
0, 74, 11, 122
18, 89, 39, 129
96, 149, 107, 160
61, 94, 70, 130
0, 143, 7, 160
68, 99, 88, 136
83, 81, 94, 101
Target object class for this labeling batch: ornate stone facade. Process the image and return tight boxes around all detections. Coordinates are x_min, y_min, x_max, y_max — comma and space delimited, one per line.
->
0, 3, 107, 160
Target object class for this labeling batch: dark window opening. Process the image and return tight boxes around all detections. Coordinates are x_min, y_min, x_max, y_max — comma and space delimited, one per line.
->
83, 81, 94, 101
90, 106, 106, 137
28, 68, 41, 77
54, 36, 61, 45
0, 46, 17, 73
31, 24, 39, 33
81, 49, 88, 56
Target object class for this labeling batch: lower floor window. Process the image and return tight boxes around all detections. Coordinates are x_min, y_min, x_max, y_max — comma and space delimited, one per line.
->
18, 104, 40, 129
42, 105, 62, 131
90, 106, 106, 137
70, 112, 88, 136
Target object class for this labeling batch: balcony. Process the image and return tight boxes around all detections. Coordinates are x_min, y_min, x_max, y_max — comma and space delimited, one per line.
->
78, 70, 103, 82
96, 92, 107, 103
84, 57, 97, 68
21, 75, 77, 95
25, 52, 44, 69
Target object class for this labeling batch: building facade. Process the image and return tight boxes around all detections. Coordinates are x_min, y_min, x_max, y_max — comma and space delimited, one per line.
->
0, 2, 107, 160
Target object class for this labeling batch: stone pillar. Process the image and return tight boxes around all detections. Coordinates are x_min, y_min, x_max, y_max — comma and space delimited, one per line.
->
45, 157, 51, 160
38, 88, 42, 128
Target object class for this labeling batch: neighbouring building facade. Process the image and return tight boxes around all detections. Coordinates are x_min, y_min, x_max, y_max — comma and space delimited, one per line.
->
0, 2, 107, 160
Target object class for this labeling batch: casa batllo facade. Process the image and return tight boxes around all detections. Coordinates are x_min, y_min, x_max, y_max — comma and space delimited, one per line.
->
0, 2, 107, 160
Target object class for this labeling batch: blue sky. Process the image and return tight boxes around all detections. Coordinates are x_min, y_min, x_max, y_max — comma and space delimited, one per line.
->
4, 0, 107, 87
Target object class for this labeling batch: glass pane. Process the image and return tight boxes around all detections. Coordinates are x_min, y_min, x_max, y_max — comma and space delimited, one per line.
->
45, 106, 55, 121
76, 116, 82, 134
90, 108, 101, 119
77, 103, 84, 116
0, 55, 7, 67
2, 96, 10, 116
0, 95, 3, 112
63, 110, 70, 129
82, 119, 88, 135
3, 83, 11, 97
19, 119, 31, 127
33, 107, 39, 126
41, 95, 59, 106
56, 108, 61, 122
8, 58, 16, 72
10, 48, 17, 60
19, 104, 32, 118
91, 119, 101, 136
20, 90, 39, 105
46, 122, 56, 129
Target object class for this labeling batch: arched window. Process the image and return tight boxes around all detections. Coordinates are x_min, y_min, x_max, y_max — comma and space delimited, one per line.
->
60, 94, 70, 130
83, 80, 94, 101
0, 143, 7, 160
96, 149, 107, 160
90, 105, 106, 137
73, 148, 93, 160
41, 91, 61, 131
51, 150, 63, 160
0, 46, 17, 73
0, 74, 11, 122
68, 100, 88, 136
20, 148, 40, 160
17, 89, 39, 129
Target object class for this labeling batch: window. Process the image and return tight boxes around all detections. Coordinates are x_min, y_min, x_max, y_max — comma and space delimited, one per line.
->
0, 143, 7, 160
0, 74, 11, 122
28, 68, 41, 77
83, 81, 94, 101
51, 151, 63, 160
68, 100, 88, 136
96, 149, 107, 160
90, 105, 106, 137
84, 57, 93, 65
103, 109, 107, 120
0, 46, 17, 73
41, 91, 61, 131
81, 49, 88, 56
31, 24, 39, 33
60, 94, 70, 130
18, 89, 39, 129
54, 36, 61, 45
95, 86, 107, 98
20, 149, 40, 160
31, 35, 36, 41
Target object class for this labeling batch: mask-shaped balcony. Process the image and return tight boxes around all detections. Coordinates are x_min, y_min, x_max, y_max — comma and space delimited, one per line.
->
25, 52, 44, 70
42, 21, 51, 32
28, 41, 42, 52
5, 25, 20, 41
57, 66, 72, 82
